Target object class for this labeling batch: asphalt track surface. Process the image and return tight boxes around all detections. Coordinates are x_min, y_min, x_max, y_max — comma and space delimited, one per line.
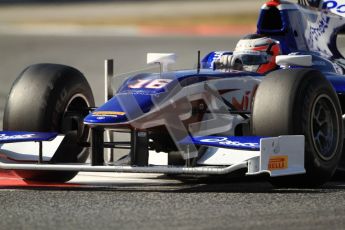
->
1, 34, 345, 229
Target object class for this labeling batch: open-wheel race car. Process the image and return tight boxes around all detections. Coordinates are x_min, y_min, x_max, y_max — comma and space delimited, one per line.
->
1, 0, 345, 187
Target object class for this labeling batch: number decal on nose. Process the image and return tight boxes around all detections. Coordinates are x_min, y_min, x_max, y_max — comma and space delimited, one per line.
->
128, 79, 172, 89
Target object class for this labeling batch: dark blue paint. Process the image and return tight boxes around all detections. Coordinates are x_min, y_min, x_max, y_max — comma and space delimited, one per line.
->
180, 136, 262, 151
0, 131, 58, 144
326, 73, 345, 93
84, 1, 345, 126
84, 70, 262, 125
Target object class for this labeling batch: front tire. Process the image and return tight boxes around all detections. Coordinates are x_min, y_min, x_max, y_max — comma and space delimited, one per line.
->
3, 63, 95, 182
252, 69, 343, 187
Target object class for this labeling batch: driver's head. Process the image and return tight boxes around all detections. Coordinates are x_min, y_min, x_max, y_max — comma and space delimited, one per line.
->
233, 34, 281, 74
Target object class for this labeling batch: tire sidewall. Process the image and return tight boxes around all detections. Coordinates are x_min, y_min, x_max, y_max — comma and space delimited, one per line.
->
252, 69, 343, 186
3, 64, 95, 182
294, 72, 343, 180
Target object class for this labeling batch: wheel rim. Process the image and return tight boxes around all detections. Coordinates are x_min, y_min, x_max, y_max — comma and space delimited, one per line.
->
62, 93, 91, 134
311, 94, 340, 160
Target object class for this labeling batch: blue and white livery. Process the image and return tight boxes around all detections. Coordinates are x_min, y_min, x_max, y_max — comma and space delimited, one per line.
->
0, 0, 344, 187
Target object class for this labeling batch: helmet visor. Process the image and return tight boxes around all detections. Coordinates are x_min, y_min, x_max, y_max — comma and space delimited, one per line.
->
232, 51, 269, 66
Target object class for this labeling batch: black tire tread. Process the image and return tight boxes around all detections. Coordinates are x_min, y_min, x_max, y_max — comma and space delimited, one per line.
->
3, 63, 94, 182
252, 69, 343, 187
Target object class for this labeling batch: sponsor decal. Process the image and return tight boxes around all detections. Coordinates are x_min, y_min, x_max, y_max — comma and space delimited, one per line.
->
322, 0, 345, 14
309, 14, 330, 41
0, 134, 36, 141
199, 137, 259, 148
93, 111, 126, 117
268, 156, 288, 171
305, 10, 334, 56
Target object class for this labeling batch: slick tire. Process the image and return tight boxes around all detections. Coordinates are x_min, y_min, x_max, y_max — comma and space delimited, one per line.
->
3, 63, 95, 182
252, 69, 343, 187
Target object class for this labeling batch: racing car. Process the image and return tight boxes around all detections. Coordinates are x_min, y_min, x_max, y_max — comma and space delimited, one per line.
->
1, 0, 345, 187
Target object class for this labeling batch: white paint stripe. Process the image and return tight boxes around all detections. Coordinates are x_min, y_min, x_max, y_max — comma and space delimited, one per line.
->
69, 172, 181, 185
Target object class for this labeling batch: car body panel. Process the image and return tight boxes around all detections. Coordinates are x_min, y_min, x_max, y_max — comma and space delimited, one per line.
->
0, 0, 344, 180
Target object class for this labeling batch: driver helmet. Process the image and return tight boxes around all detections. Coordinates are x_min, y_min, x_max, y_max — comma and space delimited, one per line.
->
232, 34, 281, 74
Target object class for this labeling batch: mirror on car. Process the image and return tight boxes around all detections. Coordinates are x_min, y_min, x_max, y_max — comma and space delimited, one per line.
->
276, 55, 313, 67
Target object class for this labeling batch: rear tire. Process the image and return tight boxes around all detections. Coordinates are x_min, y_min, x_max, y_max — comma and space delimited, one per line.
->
252, 69, 343, 187
3, 63, 95, 182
